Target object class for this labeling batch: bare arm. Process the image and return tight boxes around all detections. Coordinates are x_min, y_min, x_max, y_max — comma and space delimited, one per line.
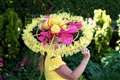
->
55, 48, 90, 80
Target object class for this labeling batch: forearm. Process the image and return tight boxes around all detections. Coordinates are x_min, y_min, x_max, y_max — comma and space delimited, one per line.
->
56, 48, 90, 80
71, 57, 90, 79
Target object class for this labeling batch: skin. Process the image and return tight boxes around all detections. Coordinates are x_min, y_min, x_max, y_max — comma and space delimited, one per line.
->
55, 48, 90, 80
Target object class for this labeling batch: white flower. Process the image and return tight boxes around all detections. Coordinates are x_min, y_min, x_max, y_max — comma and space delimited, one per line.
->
18, 27, 20, 31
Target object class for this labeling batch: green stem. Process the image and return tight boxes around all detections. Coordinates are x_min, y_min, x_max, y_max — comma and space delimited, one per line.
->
74, 31, 79, 41
33, 27, 40, 38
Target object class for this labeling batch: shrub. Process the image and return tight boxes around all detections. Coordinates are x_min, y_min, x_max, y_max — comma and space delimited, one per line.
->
89, 9, 112, 62
115, 15, 120, 51
0, 9, 22, 60
85, 50, 120, 80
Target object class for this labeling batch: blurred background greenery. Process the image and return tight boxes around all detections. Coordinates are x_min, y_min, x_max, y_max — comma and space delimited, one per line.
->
0, 0, 120, 80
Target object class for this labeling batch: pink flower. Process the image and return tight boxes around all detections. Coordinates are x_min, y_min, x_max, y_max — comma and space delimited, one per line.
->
66, 22, 82, 33
38, 21, 83, 45
38, 31, 52, 43
44, 16, 49, 21
58, 31, 73, 45
57, 21, 82, 45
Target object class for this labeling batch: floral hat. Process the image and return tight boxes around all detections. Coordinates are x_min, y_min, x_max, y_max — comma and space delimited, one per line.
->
22, 13, 95, 57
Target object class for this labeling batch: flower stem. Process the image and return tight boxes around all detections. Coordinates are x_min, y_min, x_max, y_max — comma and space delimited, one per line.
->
74, 31, 79, 41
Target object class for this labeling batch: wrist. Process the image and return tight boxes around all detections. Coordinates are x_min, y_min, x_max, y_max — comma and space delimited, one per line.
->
83, 55, 90, 59
80, 57, 90, 65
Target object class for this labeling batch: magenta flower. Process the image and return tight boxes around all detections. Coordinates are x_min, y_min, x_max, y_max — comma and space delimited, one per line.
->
57, 21, 82, 45
38, 21, 82, 45
66, 22, 82, 33
58, 31, 73, 45
38, 31, 52, 43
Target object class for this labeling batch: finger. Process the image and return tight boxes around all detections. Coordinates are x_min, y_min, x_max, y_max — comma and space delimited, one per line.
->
85, 48, 90, 53
83, 48, 89, 53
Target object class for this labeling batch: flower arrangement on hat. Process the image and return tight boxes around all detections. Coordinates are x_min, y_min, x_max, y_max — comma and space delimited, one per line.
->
22, 13, 95, 57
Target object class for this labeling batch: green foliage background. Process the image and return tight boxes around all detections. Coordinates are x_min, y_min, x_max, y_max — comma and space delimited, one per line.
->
1, 0, 120, 19
0, 0, 120, 80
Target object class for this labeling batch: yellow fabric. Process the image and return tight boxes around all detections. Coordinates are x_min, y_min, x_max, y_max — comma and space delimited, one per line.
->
45, 55, 66, 80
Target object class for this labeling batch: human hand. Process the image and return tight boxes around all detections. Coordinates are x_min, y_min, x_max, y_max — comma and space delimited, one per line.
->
81, 48, 90, 58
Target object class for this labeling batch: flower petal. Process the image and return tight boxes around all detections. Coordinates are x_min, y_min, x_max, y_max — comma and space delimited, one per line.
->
58, 33, 73, 45
65, 22, 82, 33
38, 36, 45, 42
67, 22, 82, 28
38, 31, 52, 43
66, 26, 78, 33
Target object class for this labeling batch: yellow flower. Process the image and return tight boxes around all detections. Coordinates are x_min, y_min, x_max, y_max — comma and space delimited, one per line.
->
42, 21, 50, 30
48, 16, 65, 26
51, 24, 61, 33
61, 25, 68, 30
42, 16, 65, 30
59, 20, 65, 27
